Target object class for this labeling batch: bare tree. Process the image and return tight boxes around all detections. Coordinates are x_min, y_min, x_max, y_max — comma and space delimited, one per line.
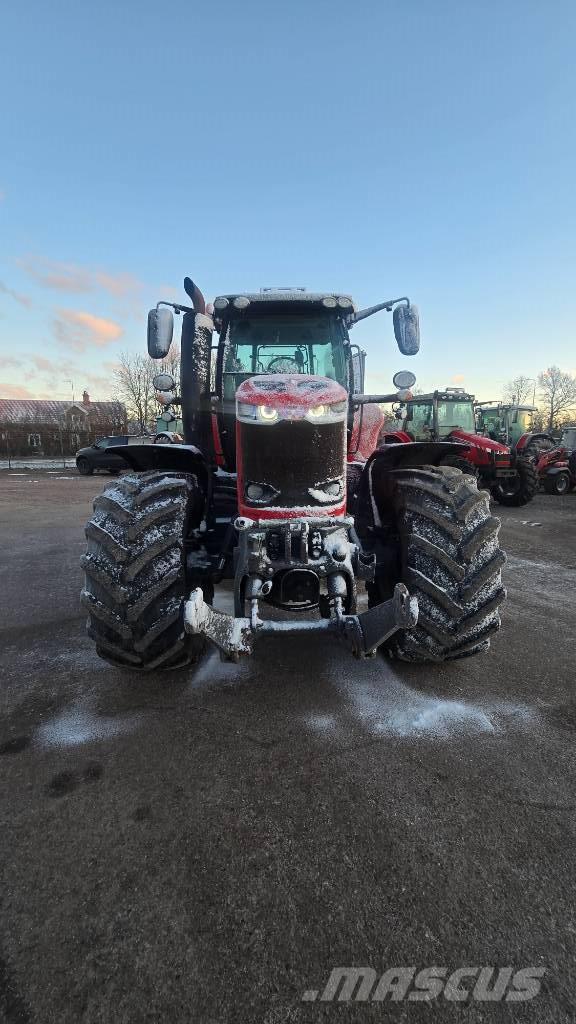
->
502, 375, 535, 405
114, 353, 157, 433
538, 366, 576, 431
114, 347, 181, 434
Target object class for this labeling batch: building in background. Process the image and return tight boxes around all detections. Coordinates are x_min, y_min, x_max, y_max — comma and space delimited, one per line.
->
0, 391, 127, 457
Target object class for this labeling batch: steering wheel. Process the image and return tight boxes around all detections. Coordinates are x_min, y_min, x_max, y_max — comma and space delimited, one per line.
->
267, 355, 301, 372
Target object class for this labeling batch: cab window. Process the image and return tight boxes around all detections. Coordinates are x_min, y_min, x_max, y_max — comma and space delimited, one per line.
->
222, 315, 346, 400
405, 402, 433, 439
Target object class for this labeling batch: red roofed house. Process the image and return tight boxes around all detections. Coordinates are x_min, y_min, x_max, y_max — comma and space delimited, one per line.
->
0, 391, 127, 457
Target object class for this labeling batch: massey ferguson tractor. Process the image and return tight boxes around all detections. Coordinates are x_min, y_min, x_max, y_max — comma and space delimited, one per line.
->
81, 281, 505, 669
386, 388, 538, 506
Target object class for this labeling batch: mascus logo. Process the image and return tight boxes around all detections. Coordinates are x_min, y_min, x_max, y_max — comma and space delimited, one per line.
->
302, 965, 546, 1003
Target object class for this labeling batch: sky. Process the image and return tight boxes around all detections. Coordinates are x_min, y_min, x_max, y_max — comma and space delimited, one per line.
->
1, 0, 575, 404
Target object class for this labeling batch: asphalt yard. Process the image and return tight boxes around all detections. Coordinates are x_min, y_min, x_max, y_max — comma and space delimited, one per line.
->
1, 471, 575, 1022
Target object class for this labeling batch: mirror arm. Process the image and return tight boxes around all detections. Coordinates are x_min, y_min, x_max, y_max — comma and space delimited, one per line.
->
353, 392, 404, 405
157, 300, 195, 316
351, 296, 410, 326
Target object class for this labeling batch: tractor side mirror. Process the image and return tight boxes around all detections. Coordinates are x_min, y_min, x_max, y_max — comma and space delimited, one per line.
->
153, 372, 176, 392
393, 304, 420, 356
392, 370, 416, 390
147, 307, 174, 359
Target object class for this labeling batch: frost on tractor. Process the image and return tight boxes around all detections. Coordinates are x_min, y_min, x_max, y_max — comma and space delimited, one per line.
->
81, 281, 506, 670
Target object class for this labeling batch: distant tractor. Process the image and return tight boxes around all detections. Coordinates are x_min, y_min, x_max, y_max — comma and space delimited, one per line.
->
475, 402, 553, 460
154, 372, 184, 442
386, 388, 538, 506
535, 425, 576, 495
80, 282, 505, 669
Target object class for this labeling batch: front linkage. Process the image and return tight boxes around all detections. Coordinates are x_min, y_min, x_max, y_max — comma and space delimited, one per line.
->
183, 514, 418, 660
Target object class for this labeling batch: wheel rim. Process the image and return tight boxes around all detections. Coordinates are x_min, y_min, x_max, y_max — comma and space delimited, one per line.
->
557, 476, 569, 494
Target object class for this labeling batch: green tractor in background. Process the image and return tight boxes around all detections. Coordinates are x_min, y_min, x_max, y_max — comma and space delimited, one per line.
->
475, 402, 554, 460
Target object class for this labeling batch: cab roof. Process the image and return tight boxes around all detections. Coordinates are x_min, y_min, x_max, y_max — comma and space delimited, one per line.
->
214, 290, 355, 312
407, 390, 475, 403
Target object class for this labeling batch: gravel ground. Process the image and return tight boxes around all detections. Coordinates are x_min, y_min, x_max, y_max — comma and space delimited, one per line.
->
0, 473, 575, 1022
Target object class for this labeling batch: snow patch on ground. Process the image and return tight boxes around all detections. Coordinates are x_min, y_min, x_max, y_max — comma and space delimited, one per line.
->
34, 700, 142, 749
306, 669, 535, 741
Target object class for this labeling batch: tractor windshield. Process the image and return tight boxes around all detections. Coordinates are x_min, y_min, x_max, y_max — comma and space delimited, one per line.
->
437, 400, 476, 436
561, 428, 576, 449
478, 410, 502, 438
404, 398, 476, 439
404, 401, 434, 439
222, 315, 347, 400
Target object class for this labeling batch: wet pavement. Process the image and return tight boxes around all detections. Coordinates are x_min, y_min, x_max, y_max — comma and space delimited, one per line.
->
1, 472, 575, 1022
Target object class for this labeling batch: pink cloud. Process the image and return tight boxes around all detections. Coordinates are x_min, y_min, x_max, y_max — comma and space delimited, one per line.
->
20, 256, 142, 301
0, 356, 23, 369
0, 383, 37, 399
0, 280, 32, 308
450, 374, 465, 384
95, 270, 142, 298
31, 355, 63, 374
54, 309, 123, 352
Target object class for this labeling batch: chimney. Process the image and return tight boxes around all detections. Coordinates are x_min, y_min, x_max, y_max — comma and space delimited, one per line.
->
82, 390, 90, 406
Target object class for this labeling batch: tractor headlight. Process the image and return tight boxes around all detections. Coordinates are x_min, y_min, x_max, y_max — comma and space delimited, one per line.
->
258, 405, 279, 422
307, 404, 328, 420
306, 400, 347, 422
236, 401, 280, 424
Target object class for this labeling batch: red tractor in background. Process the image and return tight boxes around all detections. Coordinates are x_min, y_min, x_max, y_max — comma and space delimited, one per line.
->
534, 425, 576, 495
80, 282, 506, 668
385, 388, 538, 506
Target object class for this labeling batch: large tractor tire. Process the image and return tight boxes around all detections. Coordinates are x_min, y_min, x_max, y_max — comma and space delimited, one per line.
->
490, 456, 539, 507
370, 465, 506, 662
81, 471, 205, 671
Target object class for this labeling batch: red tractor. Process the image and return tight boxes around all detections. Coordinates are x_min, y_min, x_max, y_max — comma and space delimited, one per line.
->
385, 388, 538, 506
535, 426, 576, 495
81, 282, 505, 667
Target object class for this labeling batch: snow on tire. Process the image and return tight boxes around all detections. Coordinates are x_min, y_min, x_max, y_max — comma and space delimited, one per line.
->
81, 470, 204, 671
387, 465, 506, 661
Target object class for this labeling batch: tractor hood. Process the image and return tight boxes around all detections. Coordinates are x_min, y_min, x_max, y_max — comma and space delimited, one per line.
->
448, 429, 509, 453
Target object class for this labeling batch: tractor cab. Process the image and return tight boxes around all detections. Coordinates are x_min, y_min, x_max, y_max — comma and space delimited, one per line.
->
476, 403, 535, 446
402, 388, 476, 440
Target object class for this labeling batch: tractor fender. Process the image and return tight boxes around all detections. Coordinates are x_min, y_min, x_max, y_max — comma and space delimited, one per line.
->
369, 440, 469, 472
543, 464, 569, 476
108, 443, 208, 490
516, 431, 555, 451
355, 442, 470, 531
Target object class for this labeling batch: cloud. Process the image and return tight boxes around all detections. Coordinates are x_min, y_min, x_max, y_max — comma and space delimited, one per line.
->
54, 309, 123, 352
450, 374, 465, 384
0, 356, 23, 369
0, 280, 32, 308
20, 256, 142, 301
0, 383, 37, 399
31, 355, 64, 374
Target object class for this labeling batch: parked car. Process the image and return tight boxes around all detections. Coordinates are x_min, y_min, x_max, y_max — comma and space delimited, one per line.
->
76, 435, 153, 475
153, 431, 184, 444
